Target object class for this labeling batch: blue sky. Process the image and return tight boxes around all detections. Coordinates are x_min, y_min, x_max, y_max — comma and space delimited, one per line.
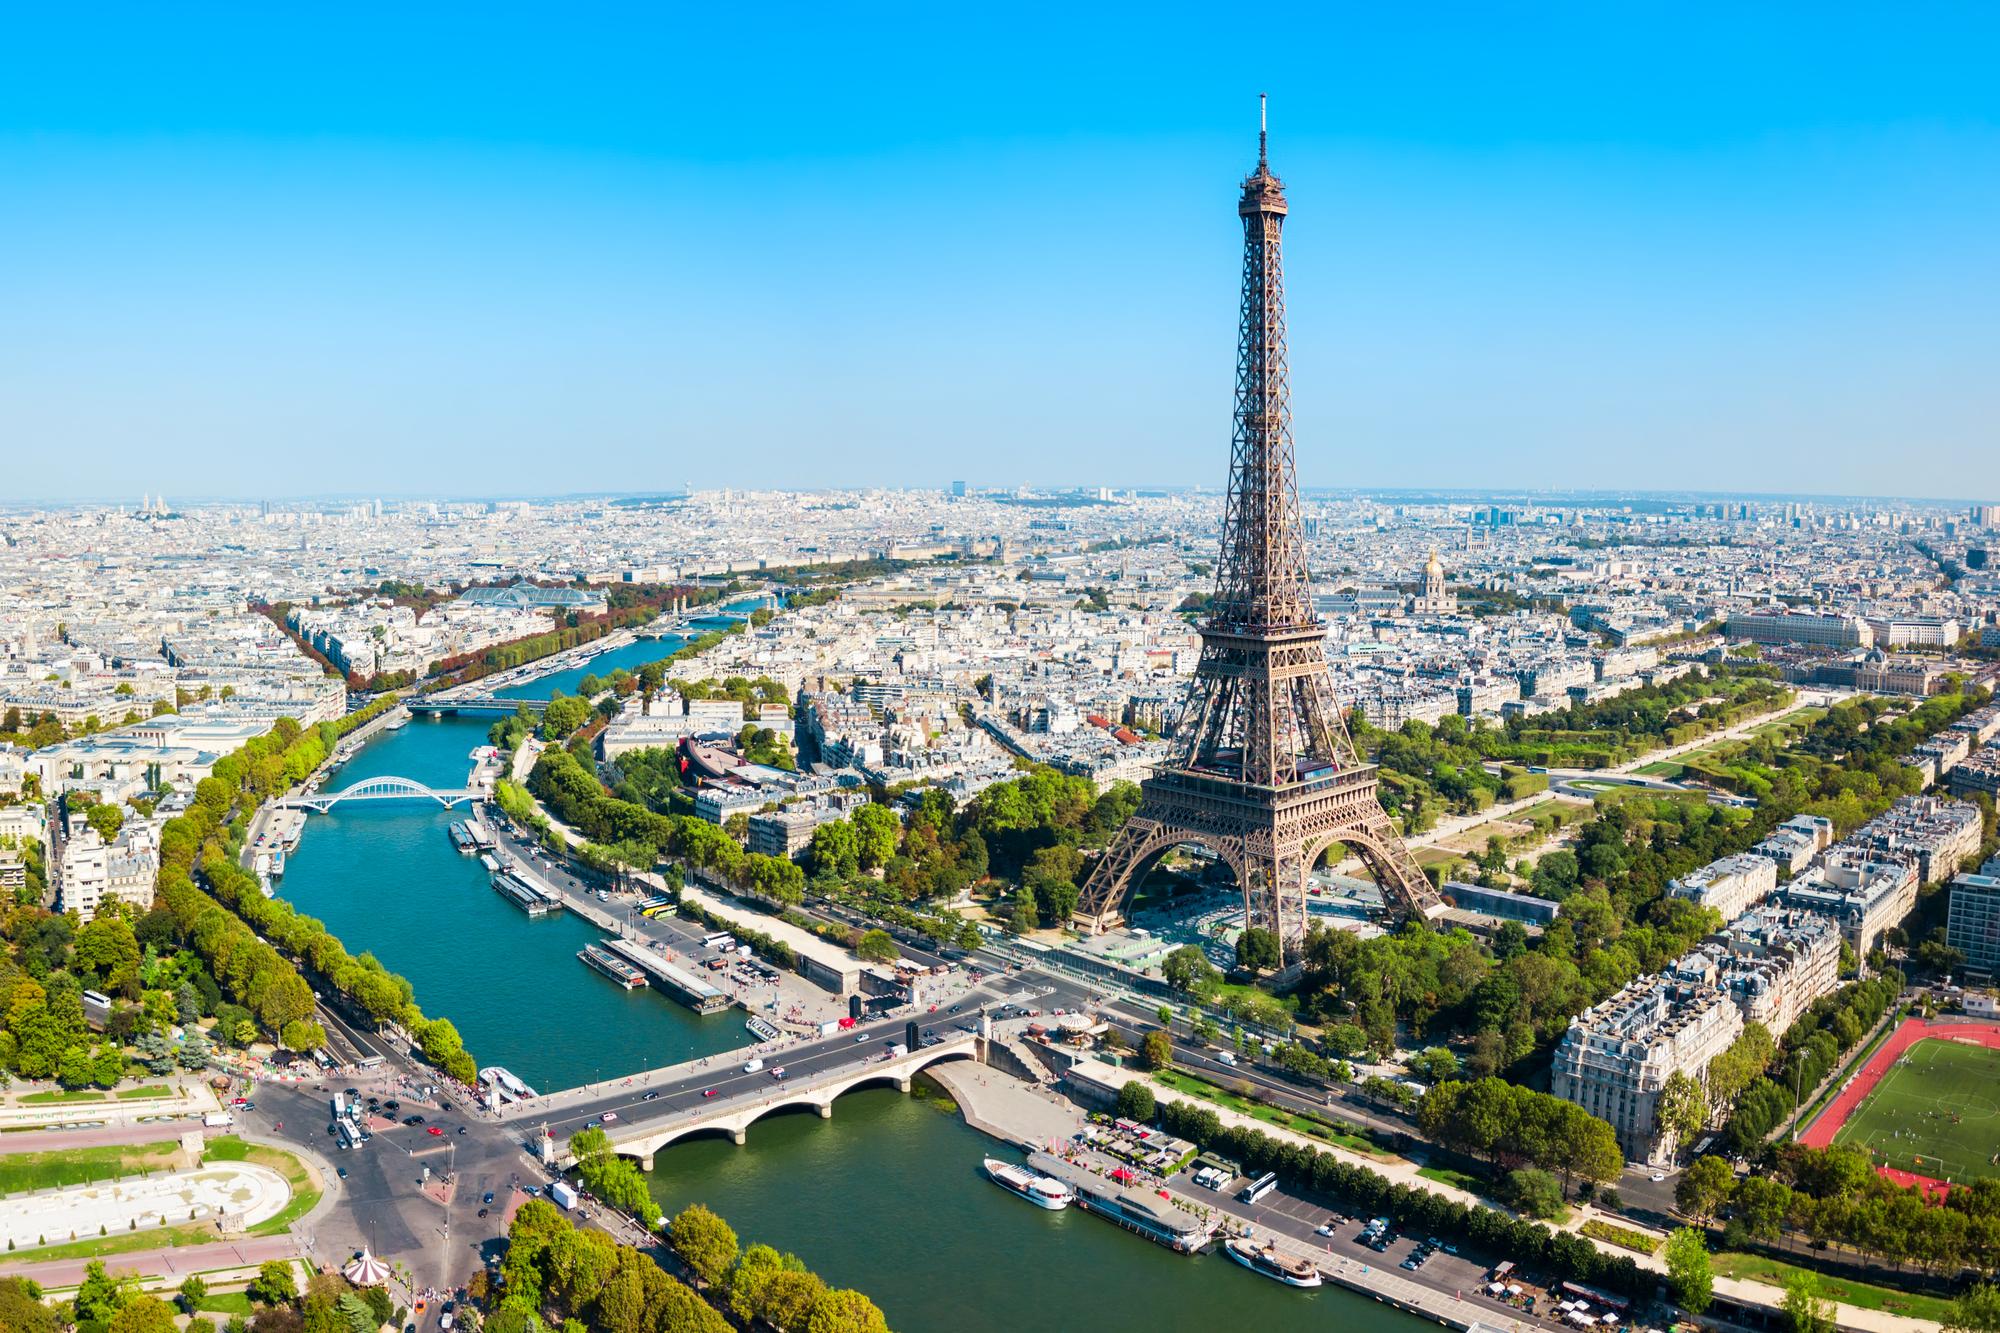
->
3, 4, 1997, 502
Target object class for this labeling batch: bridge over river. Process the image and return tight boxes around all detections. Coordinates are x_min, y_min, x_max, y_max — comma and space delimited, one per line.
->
496, 1012, 986, 1170
276, 775, 481, 813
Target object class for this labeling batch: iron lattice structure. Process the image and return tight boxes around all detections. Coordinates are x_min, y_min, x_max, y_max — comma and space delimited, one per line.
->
1077, 106, 1445, 959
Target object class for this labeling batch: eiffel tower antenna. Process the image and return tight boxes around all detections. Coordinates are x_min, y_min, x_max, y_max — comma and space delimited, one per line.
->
1076, 97, 1443, 960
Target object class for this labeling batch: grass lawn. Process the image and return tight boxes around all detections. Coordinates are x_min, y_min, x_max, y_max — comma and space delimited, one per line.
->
0, 1140, 179, 1194
16, 1089, 107, 1105
5, 1219, 225, 1262
1152, 1068, 1385, 1157
1713, 1251, 1952, 1322
1632, 760, 1685, 778
1831, 1036, 2000, 1183
1416, 1164, 1484, 1192
197, 1292, 256, 1316
115, 1085, 173, 1101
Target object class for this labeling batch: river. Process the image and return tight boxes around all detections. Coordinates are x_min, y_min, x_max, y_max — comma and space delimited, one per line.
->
278, 639, 1429, 1332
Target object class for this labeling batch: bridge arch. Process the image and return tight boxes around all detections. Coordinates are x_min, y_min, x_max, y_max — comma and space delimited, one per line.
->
289, 776, 476, 812
610, 1045, 979, 1167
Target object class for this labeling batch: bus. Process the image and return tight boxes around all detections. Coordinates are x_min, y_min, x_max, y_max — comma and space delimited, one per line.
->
330, 1092, 345, 1121
702, 932, 736, 950
338, 1120, 363, 1151
1238, 1172, 1278, 1205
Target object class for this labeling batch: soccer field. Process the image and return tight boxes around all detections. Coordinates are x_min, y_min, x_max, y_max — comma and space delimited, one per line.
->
1832, 1037, 2000, 1184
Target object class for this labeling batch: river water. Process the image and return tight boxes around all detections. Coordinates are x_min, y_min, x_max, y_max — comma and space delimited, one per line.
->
278, 641, 1428, 1333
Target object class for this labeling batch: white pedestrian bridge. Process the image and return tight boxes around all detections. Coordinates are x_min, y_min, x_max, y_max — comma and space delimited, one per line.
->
276, 775, 480, 813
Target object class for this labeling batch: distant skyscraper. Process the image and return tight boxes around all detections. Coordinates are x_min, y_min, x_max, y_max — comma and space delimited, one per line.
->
950, 480, 967, 498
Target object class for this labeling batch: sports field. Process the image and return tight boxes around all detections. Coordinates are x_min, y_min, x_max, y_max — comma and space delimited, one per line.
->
1832, 1037, 2000, 1184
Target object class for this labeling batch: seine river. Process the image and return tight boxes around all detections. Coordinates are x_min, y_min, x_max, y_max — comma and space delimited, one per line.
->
278, 642, 1429, 1332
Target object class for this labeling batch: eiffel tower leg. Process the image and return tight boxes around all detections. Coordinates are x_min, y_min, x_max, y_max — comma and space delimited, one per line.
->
1075, 814, 1166, 933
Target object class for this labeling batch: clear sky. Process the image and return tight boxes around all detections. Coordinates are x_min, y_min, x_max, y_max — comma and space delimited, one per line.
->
3, 4, 1997, 503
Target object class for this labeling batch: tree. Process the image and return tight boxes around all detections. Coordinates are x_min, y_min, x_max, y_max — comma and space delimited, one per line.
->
1142, 1029, 1173, 1070
87, 803, 126, 842
956, 920, 985, 952
1235, 927, 1281, 973
75, 1260, 136, 1326
805, 1289, 890, 1333
1656, 1068, 1708, 1153
1505, 1168, 1566, 1220
248, 1259, 298, 1306
179, 1275, 209, 1314
1944, 1285, 2000, 1333
1407, 1046, 1460, 1084
1116, 1080, 1157, 1122
0, 1277, 58, 1333
279, 1020, 326, 1052
1665, 1227, 1713, 1315
107, 1294, 180, 1333
1676, 1155, 1736, 1223
1008, 885, 1038, 935
853, 929, 899, 965
1783, 1270, 1835, 1333
669, 1204, 739, 1288
1161, 945, 1216, 993
851, 804, 900, 871
134, 1027, 173, 1074
177, 1026, 211, 1070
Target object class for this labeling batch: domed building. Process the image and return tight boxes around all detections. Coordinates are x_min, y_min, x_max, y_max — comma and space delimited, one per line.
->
1409, 549, 1457, 617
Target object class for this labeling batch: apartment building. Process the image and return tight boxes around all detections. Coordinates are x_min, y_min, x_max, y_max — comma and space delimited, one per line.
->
1673, 907, 1843, 1035
1551, 975, 1744, 1165
1847, 796, 1984, 885
1778, 849, 1919, 958
1667, 853, 1779, 924
57, 822, 159, 922
1947, 872, 2000, 980
1751, 814, 1836, 875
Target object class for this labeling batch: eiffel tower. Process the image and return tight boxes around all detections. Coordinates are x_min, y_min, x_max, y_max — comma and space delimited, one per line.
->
1076, 98, 1444, 960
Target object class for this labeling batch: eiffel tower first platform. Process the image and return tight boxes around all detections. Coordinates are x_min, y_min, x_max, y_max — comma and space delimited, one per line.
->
1076, 99, 1445, 960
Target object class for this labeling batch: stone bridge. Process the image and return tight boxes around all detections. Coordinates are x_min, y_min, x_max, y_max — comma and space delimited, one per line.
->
600, 1033, 983, 1170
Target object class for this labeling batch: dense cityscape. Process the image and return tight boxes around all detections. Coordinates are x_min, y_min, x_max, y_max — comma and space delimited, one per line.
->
7, 12, 2000, 1333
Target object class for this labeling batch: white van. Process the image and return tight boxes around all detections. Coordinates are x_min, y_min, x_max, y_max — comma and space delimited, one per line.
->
742, 1058, 764, 1073
1216, 1050, 1238, 1067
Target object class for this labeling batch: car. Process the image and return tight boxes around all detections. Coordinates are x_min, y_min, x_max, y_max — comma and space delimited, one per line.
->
947, 1004, 961, 1014
241, 1101, 256, 1112
1314, 1223, 1335, 1237
337, 1167, 348, 1179
483, 1191, 496, 1205
643, 1091, 659, 1101
702, 1088, 719, 1098
384, 1100, 400, 1111
404, 1115, 424, 1126
457, 1126, 467, 1135
428, 1126, 444, 1136
601, 1112, 618, 1124
525, 1185, 541, 1197
477, 1208, 489, 1218
344, 1087, 358, 1096
854, 1033, 869, 1043
1650, 1171, 1667, 1183
327, 1124, 339, 1136
231, 1096, 249, 1107
770, 1067, 787, 1080
586, 1119, 602, 1130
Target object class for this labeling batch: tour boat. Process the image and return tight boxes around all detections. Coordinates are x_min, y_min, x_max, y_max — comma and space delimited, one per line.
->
1224, 1237, 1323, 1288
983, 1157, 1074, 1211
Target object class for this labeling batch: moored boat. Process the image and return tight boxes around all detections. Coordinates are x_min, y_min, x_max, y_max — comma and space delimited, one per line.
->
983, 1157, 1073, 1211
1224, 1237, 1323, 1288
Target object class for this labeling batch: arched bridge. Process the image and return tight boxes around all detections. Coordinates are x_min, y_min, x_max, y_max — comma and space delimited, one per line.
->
595, 1032, 982, 1170
277, 775, 480, 813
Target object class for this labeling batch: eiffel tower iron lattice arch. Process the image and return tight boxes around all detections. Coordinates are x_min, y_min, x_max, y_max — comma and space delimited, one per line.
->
1075, 100, 1445, 960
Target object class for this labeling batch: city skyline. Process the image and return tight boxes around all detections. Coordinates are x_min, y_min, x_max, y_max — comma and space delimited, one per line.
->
6, 5, 1999, 500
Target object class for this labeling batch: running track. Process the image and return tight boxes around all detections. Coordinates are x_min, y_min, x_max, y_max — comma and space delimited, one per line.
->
1799, 1015, 2000, 1192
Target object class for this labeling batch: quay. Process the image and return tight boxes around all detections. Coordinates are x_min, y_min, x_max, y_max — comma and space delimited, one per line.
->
599, 935, 731, 1014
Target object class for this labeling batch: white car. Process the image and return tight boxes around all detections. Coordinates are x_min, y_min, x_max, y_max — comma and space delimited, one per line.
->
601, 1112, 618, 1124
1649, 1171, 1666, 1183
